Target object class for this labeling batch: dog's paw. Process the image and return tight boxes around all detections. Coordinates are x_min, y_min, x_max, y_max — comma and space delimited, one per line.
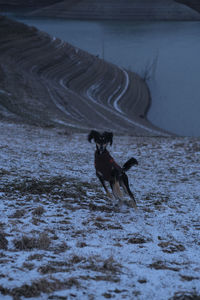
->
125, 200, 138, 210
106, 191, 112, 199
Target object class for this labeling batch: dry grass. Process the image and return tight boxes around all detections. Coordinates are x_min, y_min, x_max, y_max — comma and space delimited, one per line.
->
127, 235, 151, 244
2, 176, 66, 195
0, 168, 10, 176
32, 206, 45, 216
0, 232, 8, 250
169, 290, 200, 300
10, 209, 26, 218
14, 232, 50, 251
82, 255, 122, 276
158, 241, 185, 253
0, 277, 80, 300
149, 261, 180, 272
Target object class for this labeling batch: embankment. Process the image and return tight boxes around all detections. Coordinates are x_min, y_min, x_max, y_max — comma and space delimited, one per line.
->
0, 16, 164, 135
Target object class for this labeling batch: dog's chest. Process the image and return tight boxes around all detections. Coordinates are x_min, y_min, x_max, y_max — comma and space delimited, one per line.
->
95, 151, 120, 181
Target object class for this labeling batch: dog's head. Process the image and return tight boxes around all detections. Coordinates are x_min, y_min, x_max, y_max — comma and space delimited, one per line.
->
88, 130, 113, 154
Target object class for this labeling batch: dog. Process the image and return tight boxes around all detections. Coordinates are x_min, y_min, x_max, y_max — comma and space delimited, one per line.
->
88, 130, 138, 209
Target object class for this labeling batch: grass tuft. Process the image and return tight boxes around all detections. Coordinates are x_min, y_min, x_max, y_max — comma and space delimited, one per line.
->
14, 232, 50, 250
169, 290, 200, 300
32, 206, 45, 216
0, 232, 8, 250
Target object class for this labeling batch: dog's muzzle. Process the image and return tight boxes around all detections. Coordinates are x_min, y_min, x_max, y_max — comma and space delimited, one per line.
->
97, 143, 106, 154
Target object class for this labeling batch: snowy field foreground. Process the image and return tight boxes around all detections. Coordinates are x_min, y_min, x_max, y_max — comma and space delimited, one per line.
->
0, 122, 200, 300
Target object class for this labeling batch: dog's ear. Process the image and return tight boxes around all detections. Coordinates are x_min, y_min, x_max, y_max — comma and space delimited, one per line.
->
88, 130, 100, 143
103, 131, 113, 146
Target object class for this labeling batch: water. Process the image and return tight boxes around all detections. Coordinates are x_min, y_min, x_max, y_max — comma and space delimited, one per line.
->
16, 17, 200, 136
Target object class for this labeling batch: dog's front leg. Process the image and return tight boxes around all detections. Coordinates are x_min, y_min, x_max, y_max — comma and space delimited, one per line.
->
96, 172, 112, 198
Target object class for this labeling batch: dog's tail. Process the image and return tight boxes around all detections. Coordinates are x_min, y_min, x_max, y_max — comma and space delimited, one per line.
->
122, 157, 138, 172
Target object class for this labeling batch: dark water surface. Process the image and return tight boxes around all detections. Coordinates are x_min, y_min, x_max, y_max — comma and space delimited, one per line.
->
16, 18, 200, 136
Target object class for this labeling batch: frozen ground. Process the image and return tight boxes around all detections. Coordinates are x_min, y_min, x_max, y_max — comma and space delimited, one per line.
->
0, 121, 200, 300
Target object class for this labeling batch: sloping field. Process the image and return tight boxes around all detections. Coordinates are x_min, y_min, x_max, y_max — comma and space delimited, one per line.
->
29, 0, 200, 20
0, 122, 200, 299
0, 16, 161, 135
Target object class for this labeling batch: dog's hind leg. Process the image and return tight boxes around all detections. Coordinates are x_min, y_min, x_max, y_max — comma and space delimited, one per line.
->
120, 173, 137, 209
109, 169, 124, 205
110, 180, 123, 203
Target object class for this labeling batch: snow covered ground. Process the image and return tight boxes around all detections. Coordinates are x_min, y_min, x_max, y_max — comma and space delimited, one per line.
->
0, 121, 200, 299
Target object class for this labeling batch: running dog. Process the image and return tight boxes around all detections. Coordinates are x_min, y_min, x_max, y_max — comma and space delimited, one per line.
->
88, 130, 138, 209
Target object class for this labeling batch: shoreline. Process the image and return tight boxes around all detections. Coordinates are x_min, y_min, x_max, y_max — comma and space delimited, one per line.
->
27, 0, 200, 21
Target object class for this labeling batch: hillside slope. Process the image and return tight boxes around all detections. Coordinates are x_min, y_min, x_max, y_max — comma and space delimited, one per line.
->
0, 16, 161, 135
0, 123, 199, 299
176, 0, 200, 13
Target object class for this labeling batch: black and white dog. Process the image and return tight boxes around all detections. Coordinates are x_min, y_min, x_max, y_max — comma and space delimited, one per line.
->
88, 130, 138, 209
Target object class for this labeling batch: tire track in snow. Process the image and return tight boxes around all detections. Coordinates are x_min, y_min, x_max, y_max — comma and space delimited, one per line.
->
113, 68, 129, 114
87, 67, 163, 135
111, 69, 163, 135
